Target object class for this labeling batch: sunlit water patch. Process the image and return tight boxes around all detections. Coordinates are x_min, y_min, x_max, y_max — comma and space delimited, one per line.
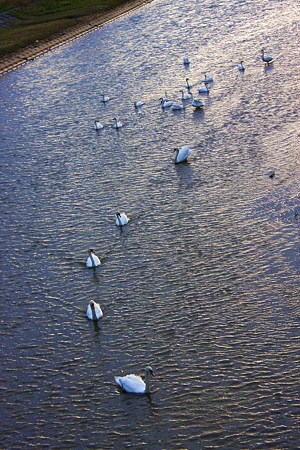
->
0, 0, 299, 448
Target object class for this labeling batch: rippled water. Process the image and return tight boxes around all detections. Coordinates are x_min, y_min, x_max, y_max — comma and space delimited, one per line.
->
1, 0, 300, 448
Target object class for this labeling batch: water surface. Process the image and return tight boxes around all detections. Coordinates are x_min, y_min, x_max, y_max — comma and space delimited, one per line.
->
0, 0, 299, 448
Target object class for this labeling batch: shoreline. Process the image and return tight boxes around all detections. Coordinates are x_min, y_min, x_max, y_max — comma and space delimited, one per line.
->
0, 0, 152, 76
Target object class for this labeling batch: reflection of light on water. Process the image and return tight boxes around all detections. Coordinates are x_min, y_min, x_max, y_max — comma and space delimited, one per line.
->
1, 0, 300, 448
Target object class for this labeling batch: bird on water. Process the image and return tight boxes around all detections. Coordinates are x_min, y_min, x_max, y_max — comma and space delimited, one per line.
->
86, 300, 103, 320
114, 366, 155, 394
261, 48, 273, 65
174, 145, 193, 164
86, 249, 101, 268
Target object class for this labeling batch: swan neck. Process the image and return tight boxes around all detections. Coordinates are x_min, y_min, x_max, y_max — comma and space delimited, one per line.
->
90, 253, 96, 267
144, 370, 150, 393
91, 305, 98, 320
117, 215, 122, 226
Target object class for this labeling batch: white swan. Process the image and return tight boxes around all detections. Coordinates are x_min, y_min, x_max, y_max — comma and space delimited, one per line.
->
94, 120, 104, 130
202, 73, 213, 83
185, 78, 193, 89
268, 169, 275, 178
112, 118, 123, 129
101, 94, 110, 103
171, 103, 185, 110
183, 56, 190, 64
180, 90, 192, 100
134, 100, 144, 108
160, 98, 173, 108
174, 145, 192, 164
238, 60, 245, 71
115, 211, 129, 226
86, 300, 103, 320
261, 48, 273, 65
191, 98, 204, 109
115, 366, 155, 394
199, 83, 209, 94
86, 249, 101, 268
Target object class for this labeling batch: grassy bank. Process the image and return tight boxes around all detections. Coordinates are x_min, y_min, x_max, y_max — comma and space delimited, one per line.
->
0, 0, 134, 58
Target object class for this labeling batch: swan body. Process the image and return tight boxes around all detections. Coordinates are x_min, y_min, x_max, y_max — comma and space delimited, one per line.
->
86, 300, 103, 320
115, 211, 129, 226
160, 98, 173, 108
183, 56, 190, 64
202, 73, 213, 83
134, 100, 144, 108
238, 61, 245, 71
199, 83, 209, 94
191, 98, 204, 109
112, 118, 123, 129
86, 249, 101, 268
180, 90, 192, 100
171, 103, 185, 110
185, 78, 193, 89
115, 366, 155, 394
94, 120, 104, 130
261, 48, 273, 65
174, 145, 192, 164
101, 94, 110, 103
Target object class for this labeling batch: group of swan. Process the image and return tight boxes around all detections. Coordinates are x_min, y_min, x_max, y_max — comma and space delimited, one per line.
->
85, 237, 155, 395
95, 49, 272, 130
85, 211, 129, 314
237, 48, 273, 71
90, 48, 275, 396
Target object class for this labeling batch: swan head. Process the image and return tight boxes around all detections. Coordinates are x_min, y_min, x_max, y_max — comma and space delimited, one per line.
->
89, 248, 94, 254
116, 211, 121, 217
90, 300, 95, 308
145, 366, 155, 377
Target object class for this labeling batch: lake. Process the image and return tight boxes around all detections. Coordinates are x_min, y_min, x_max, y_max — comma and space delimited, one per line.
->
0, 0, 299, 448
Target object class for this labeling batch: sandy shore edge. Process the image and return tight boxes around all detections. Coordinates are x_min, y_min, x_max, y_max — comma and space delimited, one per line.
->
0, 0, 152, 76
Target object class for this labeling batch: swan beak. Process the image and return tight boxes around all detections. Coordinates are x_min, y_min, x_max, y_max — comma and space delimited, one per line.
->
150, 370, 155, 377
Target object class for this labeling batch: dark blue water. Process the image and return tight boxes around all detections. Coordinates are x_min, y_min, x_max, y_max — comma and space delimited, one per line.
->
1, 0, 299, 448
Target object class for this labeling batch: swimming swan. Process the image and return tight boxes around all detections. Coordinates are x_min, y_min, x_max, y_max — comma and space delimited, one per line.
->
112, 118, 123, 129
86, 300, 103, 320
114, 366, 155, 394
238, 61, 245, 71
171, 103, 185, 110
261, 48, 273, 65
185, 78, 193, 89
202, 73, 213, 83
160, 98, 173, 108
191, 98, 204, 109
134, 100, 144, 108
86, 249, 101, 268
180, 90, 192, 100
115, 211, 129, 226
199, 83, 209, 94
94, 120, 104, 130
174, 145, 192, 164
101, 94, 110, 103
